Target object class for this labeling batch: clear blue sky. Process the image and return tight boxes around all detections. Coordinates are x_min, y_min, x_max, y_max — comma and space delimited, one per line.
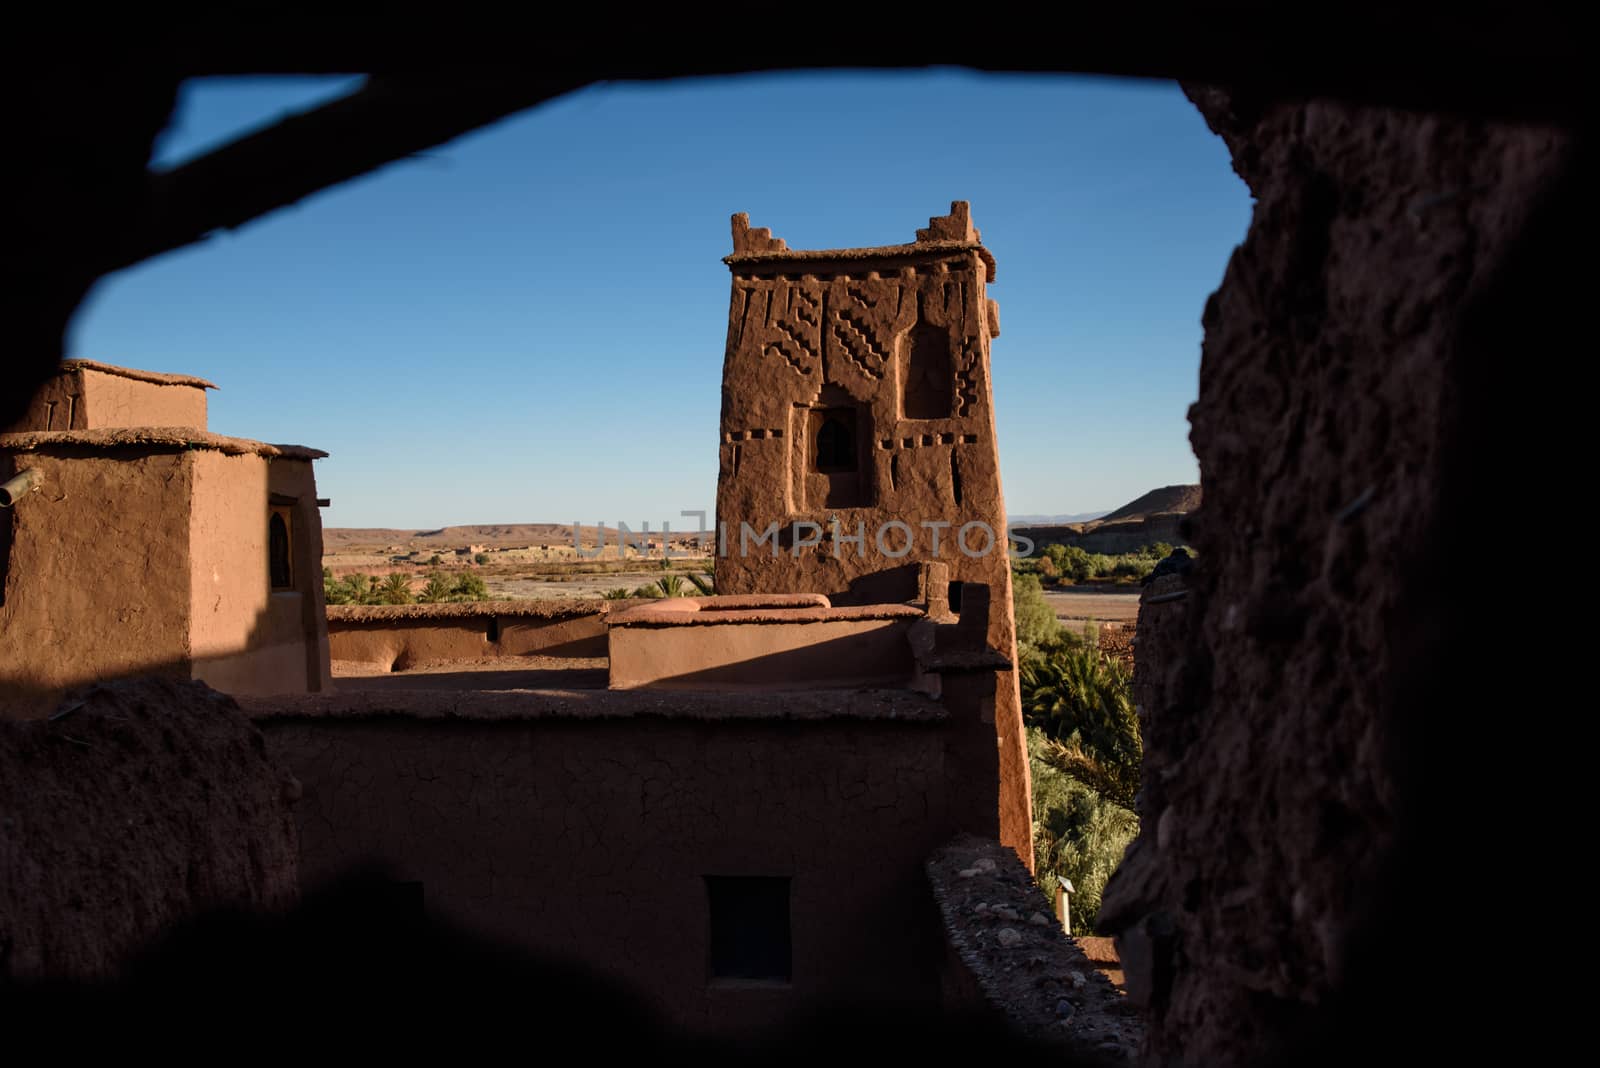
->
69, 71, 1251, 530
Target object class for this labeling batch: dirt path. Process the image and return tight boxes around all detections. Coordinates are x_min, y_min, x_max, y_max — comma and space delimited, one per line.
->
1043, 589, 1141, 624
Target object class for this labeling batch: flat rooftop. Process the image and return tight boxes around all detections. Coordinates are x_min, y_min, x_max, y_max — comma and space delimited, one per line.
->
244, 663, 948, 724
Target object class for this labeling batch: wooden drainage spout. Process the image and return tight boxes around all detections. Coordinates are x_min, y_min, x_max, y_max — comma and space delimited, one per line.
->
0, 468, 41, 507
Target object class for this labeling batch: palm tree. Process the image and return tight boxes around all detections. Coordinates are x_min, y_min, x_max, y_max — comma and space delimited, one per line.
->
379, 573, 413, 605
1021, 638, 1141, 808
418, 571, 454, 603
686, 572, 715, 595
634, 574, 695, 599
337, 573, 380, 605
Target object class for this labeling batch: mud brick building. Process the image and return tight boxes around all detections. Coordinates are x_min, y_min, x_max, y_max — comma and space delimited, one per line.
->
0, 360, 331, 711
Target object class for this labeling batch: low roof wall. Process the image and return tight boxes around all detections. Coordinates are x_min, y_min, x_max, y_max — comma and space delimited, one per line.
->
326, 599, 610, 670
926, 835, 1141, 1057
240, 686, 948, 724
326, 599, 604, 623
606, 596, 926, 691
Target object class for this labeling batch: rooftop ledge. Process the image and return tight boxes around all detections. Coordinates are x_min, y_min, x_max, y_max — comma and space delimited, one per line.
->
240, 687, 948, 724
607, 594, 925, 627
0, 428, 326, 460
724, 240, 997, 283
60, 359, 218, 390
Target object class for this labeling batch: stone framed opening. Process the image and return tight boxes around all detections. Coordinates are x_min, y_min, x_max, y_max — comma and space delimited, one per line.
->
796, 401, 872, 509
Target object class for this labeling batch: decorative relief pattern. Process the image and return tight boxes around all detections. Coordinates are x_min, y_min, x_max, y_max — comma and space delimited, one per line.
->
829, 305, 889, 380
733, 280, 824, 379
953, 336, 982, 419
877, 432, 980, 450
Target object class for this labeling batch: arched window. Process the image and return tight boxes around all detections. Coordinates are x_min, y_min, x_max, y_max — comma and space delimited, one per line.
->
815, 415, 856, 472
269, 508, 294, 589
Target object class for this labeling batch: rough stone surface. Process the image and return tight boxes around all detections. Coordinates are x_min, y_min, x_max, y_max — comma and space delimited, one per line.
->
0, 677, 298, 979
1099, 87, 1572, 1065
927, 835, 1141, 1061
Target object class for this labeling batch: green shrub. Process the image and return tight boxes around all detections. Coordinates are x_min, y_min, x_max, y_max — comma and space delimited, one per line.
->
418, 572, 454, 603
450, 572, 490, 601
1011, 572, 1061, 657
601, 587, 633, 600
1110, 557, 1155, 581
1029, 726, 1139, 933
474, 553, 489, 565
1041, 543, 1095, 583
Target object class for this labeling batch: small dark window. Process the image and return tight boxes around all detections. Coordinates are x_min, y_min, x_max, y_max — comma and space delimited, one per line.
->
814, 413, 856, 472
948, 581, 964, 614
706, 876, 791, 982
269, 507, 294, 589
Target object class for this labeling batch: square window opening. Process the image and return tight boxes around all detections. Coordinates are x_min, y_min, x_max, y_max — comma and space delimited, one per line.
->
706, 875, 791, 983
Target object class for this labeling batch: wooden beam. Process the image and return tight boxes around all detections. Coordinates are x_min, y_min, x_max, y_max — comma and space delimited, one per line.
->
103, 70, 594, 273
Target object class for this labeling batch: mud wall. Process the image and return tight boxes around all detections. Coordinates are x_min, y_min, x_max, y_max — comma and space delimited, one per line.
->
326, 602, 608, 669
189, 452, 330, 695
255, 698, 962, 1036
2, 370, 86, 433
608, 616, 917, 691
0, 677, 298, 979
1, 367, 208, 435
0, 449, 193, 716
80, 371, 207, 430
1100, 89, 1572, 1065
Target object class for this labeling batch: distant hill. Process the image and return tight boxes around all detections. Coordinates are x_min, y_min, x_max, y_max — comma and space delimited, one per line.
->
1009, 511, 1111, 525
1099, 484, 1201, 523
323, 523, 704, 552
1012, 484, 1200, 555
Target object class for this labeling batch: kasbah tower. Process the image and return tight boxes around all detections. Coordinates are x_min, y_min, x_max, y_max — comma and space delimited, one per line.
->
714, 202, 1032, 867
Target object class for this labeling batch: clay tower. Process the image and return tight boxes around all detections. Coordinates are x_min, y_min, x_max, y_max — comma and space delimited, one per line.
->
714, 202, 1031, 860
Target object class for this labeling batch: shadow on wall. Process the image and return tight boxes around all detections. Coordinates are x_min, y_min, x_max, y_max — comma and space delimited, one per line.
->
4, 867, 1107, 1061
0, 589, 321, 719
0, 677, 298, 980
609, 621, 919, 691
